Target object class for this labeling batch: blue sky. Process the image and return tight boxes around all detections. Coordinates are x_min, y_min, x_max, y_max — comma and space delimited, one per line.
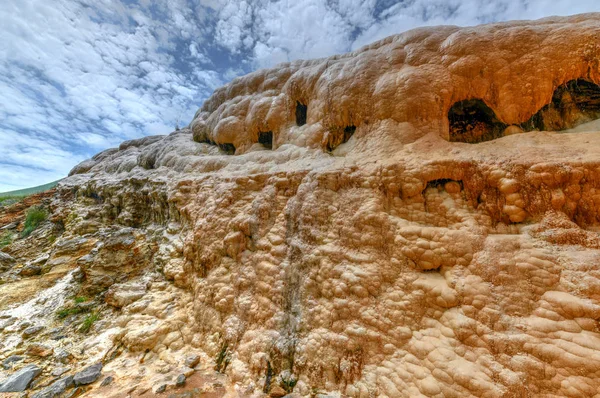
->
0, 0, 598, 191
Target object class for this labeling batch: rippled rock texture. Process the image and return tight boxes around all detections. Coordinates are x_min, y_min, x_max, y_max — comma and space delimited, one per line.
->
2, 13, 600, 398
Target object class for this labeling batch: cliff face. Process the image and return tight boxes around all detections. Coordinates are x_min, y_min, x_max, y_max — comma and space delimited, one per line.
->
2, 13, 600, 398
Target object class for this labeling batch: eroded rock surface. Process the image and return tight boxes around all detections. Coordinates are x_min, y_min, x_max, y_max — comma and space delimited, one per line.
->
2, 13, 600, 398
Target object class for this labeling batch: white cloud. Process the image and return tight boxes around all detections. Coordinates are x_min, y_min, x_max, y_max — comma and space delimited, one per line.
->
351, 0, 600, 49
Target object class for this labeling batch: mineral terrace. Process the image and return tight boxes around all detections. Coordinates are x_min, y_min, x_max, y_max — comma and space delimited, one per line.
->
2, 13, 600, 398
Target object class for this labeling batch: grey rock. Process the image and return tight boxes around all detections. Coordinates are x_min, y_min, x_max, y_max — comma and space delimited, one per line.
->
54, 349, 71, 364
154, 383, 167, 393
2, 355, 24, 370
51, 367, 70, 377
73, 362, 102, 386
22, 325, 44, 338
0, 364, 42, 392
31, 375, 74, 398
20, 264, 42, 277
184, 354, 200, 368
0, 222, 18, 230
0, 316, 16, 332
0, 252, 16, 271
100, 376, 113, 387
31, 254, 50, 265
18, 321, 32, 330
175, 374, 186, 387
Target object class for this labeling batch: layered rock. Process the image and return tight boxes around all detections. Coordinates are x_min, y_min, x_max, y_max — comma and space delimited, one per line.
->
2, 13, 600, 398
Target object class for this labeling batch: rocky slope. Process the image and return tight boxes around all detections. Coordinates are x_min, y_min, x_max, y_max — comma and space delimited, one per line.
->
2, 13, 600, 398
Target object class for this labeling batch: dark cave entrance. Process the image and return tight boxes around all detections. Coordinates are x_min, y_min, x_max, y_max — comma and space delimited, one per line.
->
218, 143, 236, 155
258, 131, 273, 149
448, 99, 508, 143
296, 101, 307, 126
522, 79, 600, 132
326, 125, 356, 151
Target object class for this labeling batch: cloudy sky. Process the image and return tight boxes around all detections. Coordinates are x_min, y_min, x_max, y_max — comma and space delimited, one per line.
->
0, 0, 598, 191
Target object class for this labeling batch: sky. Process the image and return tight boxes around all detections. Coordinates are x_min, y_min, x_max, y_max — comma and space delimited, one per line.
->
0, 0, 598, 191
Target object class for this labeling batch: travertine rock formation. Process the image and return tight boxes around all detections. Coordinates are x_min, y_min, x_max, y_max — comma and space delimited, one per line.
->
2, 13, 600, 398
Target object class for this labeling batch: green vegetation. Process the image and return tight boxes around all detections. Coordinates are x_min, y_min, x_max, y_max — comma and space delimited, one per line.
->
79, 312, 99, 333
56, 306, 87, 319
0, 231, 14, 249
74, 296, 89, 304
0, 196, 24, 207
280, 374, 298, 393
0, 180, 62, 199
0, 179, 62, 207
215, 342, 231, 372
21, 206, 48, 237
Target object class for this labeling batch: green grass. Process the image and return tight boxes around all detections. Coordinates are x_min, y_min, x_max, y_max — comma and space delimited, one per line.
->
20, 206, 48, 238
0, 180, 62, 199
0, 231, 14, 249
0, 196, 24, 207
56, 306, 87, 319
74, 296, 88, 304
79, 312, 99, 333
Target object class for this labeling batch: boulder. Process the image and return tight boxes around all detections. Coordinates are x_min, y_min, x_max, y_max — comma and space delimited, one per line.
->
269, 386, 287, 397
175, 374, 186, 387
0, 364, 42, 392
26, 343, 53, 357
1, 355, 24, 370
154, 383, 167, 393
73, 362, 102, 386
31, 375, 74, 398
184, 354, 200, 368
20, 264, 42, 276
0, 251, 16, 271
22, 325, 44, 338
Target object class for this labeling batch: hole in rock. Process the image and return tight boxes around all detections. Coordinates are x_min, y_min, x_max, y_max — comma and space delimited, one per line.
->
296, 101, 307, 126
258, 131, 273, 149
343, 125, 356, 143
448, 99, 508, 143
521, 79, 600, 131
218, 143, 236, 155
326, 125, 356, 151
425, 179, 463, 193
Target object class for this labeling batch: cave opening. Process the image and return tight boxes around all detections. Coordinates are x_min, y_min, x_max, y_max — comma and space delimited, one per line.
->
218, 143, 236, 155
326, 125, 356, 151
296, 101, 307, 126
343, 125, 356, 143
258, 131, 273, 149
448, 99, 508, 143
521, 79, 600, 131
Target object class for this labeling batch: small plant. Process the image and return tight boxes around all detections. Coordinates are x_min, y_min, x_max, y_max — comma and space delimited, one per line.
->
74, 296, 88, 304
56, 306, 86, 319
79, 312, 99, 333
215, 342, 231, 373
280, 373, 298, 393
0, 231, 14, 249
21, 206, 48, 238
